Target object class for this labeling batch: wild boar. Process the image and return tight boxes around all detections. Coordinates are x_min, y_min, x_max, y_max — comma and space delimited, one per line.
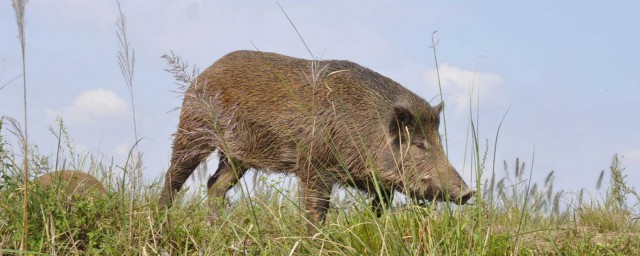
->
158, 50, 474, 232
34, 170, 106, 199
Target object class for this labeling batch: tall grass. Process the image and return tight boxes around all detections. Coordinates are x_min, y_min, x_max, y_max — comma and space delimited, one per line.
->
115, 2, 144, 253
116, 1, 138, 143
10, 0, 30, 251
430, 31, 449, 155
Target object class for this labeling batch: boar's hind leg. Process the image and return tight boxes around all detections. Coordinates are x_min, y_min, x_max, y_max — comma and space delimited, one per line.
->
206, 154, 248, 221
299, 173, 334, 235
371, 189, 394, 218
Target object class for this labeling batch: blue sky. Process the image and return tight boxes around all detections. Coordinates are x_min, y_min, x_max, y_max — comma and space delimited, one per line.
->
1, 1, 638, 198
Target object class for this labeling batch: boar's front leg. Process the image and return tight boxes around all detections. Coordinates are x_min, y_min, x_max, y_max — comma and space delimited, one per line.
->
159, 118, 216, 210
299, 172, 334, 235
370, 189, 394, 217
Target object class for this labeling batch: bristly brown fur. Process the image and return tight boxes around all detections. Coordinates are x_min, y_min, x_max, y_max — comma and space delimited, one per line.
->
34, 170, 106, 198
158, 50, 473, 234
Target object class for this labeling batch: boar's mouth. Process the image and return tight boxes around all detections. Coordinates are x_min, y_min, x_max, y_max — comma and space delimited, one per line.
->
453, 188, 474, 205
406, 188, 475, 205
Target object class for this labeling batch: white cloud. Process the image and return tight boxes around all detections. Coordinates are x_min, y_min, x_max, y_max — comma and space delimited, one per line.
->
46, 89, 130, 127
424, 64, 504, 113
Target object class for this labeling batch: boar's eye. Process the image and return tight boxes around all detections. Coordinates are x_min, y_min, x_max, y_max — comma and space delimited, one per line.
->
413, 141, 427, 150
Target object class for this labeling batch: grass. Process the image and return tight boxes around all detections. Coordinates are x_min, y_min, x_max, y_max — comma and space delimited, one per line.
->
10, 0, 30, 251
0, 117, 639, 255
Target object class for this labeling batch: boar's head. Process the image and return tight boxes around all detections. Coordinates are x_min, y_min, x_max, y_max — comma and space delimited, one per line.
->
383, 100, 474, 205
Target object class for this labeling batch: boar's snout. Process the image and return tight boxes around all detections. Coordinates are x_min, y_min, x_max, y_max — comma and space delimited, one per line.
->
453, 188, 475, 205
414, 165, 475, 205
443, 167, 475, 205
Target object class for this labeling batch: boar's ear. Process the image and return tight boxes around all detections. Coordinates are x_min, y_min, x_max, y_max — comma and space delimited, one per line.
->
389, 105, 415, 138
433, 102, 444, 114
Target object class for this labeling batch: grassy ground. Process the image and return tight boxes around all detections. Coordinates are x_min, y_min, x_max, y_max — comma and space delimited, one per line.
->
0, 118, 639, 255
